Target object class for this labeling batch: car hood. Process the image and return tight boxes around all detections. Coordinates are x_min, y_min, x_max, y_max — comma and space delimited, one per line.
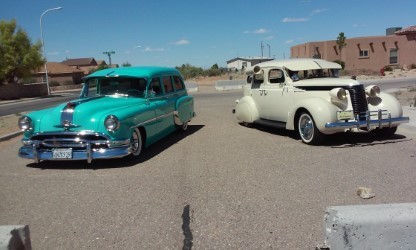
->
292, 77, 360, 88
32, 96, 147, 133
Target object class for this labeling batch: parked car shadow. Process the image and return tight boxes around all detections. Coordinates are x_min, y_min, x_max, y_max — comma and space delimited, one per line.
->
26, 125, 204, 170
245, 123, 411, 147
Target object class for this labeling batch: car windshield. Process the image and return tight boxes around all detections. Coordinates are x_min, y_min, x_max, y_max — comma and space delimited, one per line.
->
84, 77, 147, 98
292, 68, 339, 81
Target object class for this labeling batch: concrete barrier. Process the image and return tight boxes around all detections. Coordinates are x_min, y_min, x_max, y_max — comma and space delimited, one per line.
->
318, 203, 416, 249
0, 225, 31, 250
185, 82, 198, 92
215, 80, 246, 91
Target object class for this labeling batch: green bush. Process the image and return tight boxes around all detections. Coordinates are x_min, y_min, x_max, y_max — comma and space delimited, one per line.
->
333, 60, 345, 70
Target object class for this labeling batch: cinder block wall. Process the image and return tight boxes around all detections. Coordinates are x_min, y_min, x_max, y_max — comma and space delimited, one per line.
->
0, 83, 48, 100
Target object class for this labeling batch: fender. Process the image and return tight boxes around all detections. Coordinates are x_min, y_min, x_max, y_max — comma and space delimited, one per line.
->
286, 97, 339, 134
175, 95, 194, 125
235, 96, 260, 123
368, 92, 403, 118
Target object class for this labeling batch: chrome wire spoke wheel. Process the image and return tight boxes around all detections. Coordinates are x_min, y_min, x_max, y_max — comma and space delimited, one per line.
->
299, 114, 314, 142
130, 128, 143, 156
181, 122, 188, 131
297, 111, 324, 145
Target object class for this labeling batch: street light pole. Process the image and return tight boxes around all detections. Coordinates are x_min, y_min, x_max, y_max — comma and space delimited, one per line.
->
40, 6, 63, 96
103, 51, 115, 67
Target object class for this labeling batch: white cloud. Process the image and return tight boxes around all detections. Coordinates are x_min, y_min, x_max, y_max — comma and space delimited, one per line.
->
310, 9, 328, 15
174, 39, 190, 45
264, 36, 274, 40
285, 40, 294, 44
47, 51, 59, 55
244, 28, 268, 34
65, 50, 70, 54
282, 17, 309, 23
143, 47, 165, 52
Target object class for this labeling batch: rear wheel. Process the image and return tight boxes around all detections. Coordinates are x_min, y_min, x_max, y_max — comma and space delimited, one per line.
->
177, 121, 188, 131
130, 128, 143, 157
297, 112, 324, 145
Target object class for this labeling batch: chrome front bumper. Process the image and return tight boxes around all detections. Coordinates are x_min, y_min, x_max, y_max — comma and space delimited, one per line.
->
18, 132, 131, 163
325, 109, 409, 130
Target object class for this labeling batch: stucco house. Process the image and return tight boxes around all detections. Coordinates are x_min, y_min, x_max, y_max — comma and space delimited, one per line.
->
32, 62, 85, 85
290, 26, 416, 72
226, 57, 274, 72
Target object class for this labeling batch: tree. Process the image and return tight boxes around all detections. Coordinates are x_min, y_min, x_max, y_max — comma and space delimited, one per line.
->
336, 32, 347, 61
0, 19, 44, 84
122, 62, 131, 67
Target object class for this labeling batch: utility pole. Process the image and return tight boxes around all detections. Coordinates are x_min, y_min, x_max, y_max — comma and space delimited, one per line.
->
267, 44, 271, 58
260, 41, 264, 57
103, 51, 115, 67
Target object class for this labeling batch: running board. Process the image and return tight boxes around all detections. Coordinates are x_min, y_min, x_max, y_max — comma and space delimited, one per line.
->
254, 119, 286, 129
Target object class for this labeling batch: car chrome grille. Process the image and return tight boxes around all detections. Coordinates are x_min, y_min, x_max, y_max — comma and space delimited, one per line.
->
29, 132, 110, 149
345, 85, 368, 118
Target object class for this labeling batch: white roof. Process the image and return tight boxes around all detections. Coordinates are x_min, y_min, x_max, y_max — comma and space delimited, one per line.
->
249, 58, 342, 72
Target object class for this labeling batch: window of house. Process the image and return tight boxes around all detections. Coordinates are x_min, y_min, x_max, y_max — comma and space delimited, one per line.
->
389, 48, 398, 64
359, 49, 369, 58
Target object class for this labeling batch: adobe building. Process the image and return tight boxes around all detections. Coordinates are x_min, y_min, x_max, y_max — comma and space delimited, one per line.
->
290, 26, 416, 72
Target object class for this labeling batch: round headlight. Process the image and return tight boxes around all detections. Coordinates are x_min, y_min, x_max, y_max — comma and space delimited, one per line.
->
104, 115, 120, 131
337, 88, 347, 100
18, 116, 32, 131
365, 85, 380, 97
330, 88, 347, 100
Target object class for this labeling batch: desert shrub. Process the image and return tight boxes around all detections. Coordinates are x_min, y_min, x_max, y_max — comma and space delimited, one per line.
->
63, 80, 74, 85
383, 65, 393, 71
411, 63, 416, 69
49, 81, 60, 87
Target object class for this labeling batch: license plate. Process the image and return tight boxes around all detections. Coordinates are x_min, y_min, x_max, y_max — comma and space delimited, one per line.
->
52, 148, 72, 159
337, 111, 354, 120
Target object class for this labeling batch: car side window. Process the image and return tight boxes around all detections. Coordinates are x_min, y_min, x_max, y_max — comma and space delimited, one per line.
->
162, 76, 174, 93
269, 69, 285, 84
251, 72, 264, 89
173, 75, 185, 91
149, 77, 163, 96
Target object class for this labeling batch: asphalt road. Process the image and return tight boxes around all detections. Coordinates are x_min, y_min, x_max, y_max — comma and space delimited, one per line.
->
1, 89, 415, 249
0, 90, 81, 116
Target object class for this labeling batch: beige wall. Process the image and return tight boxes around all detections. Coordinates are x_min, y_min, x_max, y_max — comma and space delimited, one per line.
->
291, 34, 416, 72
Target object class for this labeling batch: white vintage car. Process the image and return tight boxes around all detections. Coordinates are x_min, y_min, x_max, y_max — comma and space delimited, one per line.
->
234, 58, 410, 144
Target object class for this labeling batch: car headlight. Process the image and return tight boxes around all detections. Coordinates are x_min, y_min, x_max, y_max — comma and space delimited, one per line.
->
365, 85, 380, 97
18, 116, 32, 131
330, 88, 347, 100
104, 115, 120, 131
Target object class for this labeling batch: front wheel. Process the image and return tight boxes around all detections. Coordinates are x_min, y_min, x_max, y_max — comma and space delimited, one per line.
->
372, 126, 397, 139
297, 112, 324, 145
129, 128, 143, 157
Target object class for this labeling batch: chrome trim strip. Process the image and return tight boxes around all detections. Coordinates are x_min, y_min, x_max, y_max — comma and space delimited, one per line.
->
325, 117, 409, 129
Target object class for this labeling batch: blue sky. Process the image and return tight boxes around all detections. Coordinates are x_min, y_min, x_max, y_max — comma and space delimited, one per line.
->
1, 0, 415, 68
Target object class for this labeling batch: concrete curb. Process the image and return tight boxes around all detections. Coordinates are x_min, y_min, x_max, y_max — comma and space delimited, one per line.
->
0, 131, 22, 142
319, 203, 416, 249
0, 225, 32, 250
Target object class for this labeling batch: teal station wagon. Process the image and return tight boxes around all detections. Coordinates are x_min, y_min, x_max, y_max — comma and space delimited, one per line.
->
18, 67, 195, 163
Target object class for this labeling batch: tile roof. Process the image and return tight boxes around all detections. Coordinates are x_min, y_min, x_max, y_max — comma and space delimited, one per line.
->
395, 25, 416, 35
36, 62, 84, 74
62, 58, 97, 66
